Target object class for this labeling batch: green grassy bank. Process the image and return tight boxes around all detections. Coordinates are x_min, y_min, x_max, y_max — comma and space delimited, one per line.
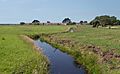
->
0, 25, 69, 74
40, 25, 120, 74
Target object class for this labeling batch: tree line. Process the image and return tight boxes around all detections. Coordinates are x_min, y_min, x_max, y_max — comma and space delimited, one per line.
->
20, 18, 88, 25
20, 15, 120, 26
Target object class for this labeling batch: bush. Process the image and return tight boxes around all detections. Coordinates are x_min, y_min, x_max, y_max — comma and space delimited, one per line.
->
20, 22, 25, 25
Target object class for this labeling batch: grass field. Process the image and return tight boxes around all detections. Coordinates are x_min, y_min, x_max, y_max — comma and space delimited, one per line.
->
40, 25, 120, 74
57, 26, 120, 53
1, 25, 120, 74
0, 25, 70, 74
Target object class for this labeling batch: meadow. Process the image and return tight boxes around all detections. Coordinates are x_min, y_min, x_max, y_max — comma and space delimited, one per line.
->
40, 25, 120, 74
1, 25, 120, 74
0, 25, 69, 74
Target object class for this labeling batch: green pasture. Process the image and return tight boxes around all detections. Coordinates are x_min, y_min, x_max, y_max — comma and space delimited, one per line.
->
0, 25, 69, 74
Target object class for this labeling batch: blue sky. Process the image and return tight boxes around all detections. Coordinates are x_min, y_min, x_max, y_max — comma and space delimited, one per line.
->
0, 0, 120, 24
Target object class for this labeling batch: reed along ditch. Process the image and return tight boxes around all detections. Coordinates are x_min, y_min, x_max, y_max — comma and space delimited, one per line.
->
34, 39, 86, 74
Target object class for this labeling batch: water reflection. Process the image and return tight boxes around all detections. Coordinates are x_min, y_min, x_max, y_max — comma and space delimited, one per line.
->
35, 40, 86, 74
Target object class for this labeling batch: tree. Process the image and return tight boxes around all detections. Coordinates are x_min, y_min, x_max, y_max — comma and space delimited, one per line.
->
111, 16, 117, 25
91, 20, 100, 28
90, 15, 119, 27
47, 21, 50, 23
32, 20, 40, 25
80, 21, 83, 25
20, 22, 25, 25
84, 21, 88, 24
114, 20, 120, 25
62, 18, 72, 24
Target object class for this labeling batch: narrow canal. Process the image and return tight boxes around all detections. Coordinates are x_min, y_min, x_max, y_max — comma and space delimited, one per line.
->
35, 39, 86, 74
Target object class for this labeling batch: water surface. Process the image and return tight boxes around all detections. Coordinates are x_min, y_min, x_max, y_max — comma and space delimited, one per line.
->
35, 40, 86, 74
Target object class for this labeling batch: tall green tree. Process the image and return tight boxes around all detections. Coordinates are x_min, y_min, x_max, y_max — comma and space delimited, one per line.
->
90, 15, 119, 27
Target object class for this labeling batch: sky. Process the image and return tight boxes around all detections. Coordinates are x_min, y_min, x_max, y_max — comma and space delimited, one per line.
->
0, 0, 120, 24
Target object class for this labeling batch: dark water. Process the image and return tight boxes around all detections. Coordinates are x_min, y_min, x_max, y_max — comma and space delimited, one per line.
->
35, 40, 86, 74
